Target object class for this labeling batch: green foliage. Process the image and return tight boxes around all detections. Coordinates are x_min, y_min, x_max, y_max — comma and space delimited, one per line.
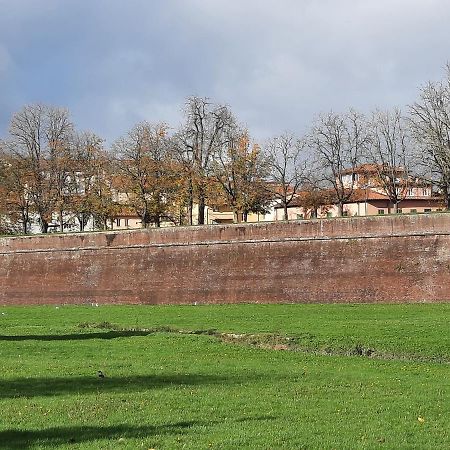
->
0, 304, 449, 449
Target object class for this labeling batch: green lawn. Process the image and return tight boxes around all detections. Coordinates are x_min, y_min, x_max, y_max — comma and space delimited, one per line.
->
0, 304, 449, 449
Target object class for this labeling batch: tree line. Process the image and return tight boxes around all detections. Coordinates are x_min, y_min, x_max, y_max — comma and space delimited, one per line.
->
1, 66, 450, 234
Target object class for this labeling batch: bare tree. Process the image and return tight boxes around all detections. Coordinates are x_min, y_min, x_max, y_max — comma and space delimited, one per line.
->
366, 109, 412, 213
409, 70, 450, 209
310, 110, 368, 216
264, 133, 308, 221
176, 97, 235, 225
9, 105, 73, 232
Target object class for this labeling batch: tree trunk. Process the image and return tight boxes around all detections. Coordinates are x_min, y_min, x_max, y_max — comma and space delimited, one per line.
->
178, 207, 183, 226
187, 198, 193, 225
78, 215, 85, 232
141, 210, 151, 228
21, 217, 28, 234
283, 204, 288, 221
20, 209, 29, 234
187, 180, 194, 225
59, 209, 64, 233
40, 218, 49, 233
337, 202, 344, 217
198, 195, 205, 225
445, 184, 450, 210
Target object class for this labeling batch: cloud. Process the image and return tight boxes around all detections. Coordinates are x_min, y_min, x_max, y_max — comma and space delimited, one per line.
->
1, 0, 450, 144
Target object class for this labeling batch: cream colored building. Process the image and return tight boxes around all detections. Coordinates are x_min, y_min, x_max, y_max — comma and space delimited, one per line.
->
273, 165, 445, 220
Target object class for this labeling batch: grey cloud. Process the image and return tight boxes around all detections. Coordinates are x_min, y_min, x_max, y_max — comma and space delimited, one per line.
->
1, 0, 450, 145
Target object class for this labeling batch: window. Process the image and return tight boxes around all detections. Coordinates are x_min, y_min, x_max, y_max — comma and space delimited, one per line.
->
407, 188, 414, 196
437, 209, 442, 212
410, 209, 417, 214
125, 218, 129, 227
422, 188, 429, 196
397, 209, 403, 214
296, 214, 304, 220
377, 209, 385, 215
424, 208, 431, 213
326, 212, 332, 218
343, 175, 352, 184
116, 218, 121, 226
343, 211, 349, 217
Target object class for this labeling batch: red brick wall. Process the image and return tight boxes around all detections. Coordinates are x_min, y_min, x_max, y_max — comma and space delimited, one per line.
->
1, 214, 450, 305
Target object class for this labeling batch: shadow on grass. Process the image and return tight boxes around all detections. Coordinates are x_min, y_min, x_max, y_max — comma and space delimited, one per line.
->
0, 422, 201, 449
0, 373, 256, 399
0, 416, 277, 449
0, 330, 156, 341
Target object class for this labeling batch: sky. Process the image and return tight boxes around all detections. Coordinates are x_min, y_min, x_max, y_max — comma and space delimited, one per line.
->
1, 0, 450, 146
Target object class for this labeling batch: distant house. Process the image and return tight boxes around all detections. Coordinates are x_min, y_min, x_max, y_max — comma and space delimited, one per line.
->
205, 204, 276, 225
274, 164, 445, 220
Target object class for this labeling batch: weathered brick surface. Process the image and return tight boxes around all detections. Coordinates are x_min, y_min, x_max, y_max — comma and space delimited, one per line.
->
1, 214, 450, 305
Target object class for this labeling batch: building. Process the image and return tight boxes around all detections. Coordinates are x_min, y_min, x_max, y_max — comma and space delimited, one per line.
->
274, 164, 445, 220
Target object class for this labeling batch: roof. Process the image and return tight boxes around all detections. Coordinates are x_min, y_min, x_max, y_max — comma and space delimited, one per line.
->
273, 190, 335, 209
115, 206, 139, 217
340, 164, 406, 176
274, 188, 445, 209
346, 189, 389, 201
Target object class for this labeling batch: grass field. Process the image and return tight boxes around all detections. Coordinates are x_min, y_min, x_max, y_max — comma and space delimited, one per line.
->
0, 303, 449, 449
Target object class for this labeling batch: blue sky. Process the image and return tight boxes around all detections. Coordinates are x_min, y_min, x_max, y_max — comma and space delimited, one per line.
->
1, 0, 450, 145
